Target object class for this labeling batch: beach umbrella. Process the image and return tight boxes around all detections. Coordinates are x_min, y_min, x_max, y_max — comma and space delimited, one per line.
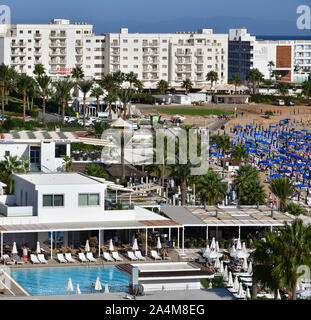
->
157, 237, 162, 252
85, 240, 90, 252
236, 250, 250, 259
246, 287, 251, 299
277, 289, 281, 300
95, 277, 102, 291
76, 284, 81, 295
132, 238, 139, 251
210, 237, 216, 250
104, 283, 110, 293
67, 278, 74, 292
233, 276, 239, 292
237, 282, 245, 299
236, 239, 242, 250
214, 257, 221, 269
242, 258, 248, 271
202, 246, 211, 258
242, 242, 247, 253
12, 242, 18, 255
227, 271, 233, 287
215, 241, 220, 253
109, 239, 114, 252
247, 261, 253, 275
36, 241, 41, 254
223, 265, 228, 281
230, 246, 237, 258
219, 260, 224, 274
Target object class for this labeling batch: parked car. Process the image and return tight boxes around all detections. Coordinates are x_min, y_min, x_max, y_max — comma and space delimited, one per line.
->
64, 116, 77, 123
275, 99, 285, 106
285, 101, 295, 106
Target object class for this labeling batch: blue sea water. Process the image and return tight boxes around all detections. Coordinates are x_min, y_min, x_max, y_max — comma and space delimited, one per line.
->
10, 266, 129, 296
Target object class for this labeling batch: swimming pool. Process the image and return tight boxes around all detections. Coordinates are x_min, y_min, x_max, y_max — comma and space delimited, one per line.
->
10, 266, 129, 296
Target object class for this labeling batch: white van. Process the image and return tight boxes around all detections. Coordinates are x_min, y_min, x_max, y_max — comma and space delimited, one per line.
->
275, 99, 285, 106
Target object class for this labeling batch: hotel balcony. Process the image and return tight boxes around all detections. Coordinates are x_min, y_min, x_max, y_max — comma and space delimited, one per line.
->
175, 51, 192, 57
176, 59, 192, 65
111, 60, 120, 65
11, 60, 26, 66
142, 41, 159, 47
50, 41, 67, 48
49, 69, 58, 74
49, 32, 67, 39
143, 50, 159, 56
50, 60, 67, 65
143, 58, 159, 64
111, 50, 120, 56
34, 51, 42, 56
34, 33, 42, 39
34, 42, 41, 48
195, 52, 204, 57
50, 51, 66, 57
111, 41, 120, 47
0, 196, 34, 217
75, 41, 83, 47
143, 68, 159, 72
11, 43, 26, 48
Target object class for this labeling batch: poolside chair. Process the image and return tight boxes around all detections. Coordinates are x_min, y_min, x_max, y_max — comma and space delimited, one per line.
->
38, 254, 48, 264
135, 251, 146, 261
13, 255, 24, 265
65, 253, 76, 263
112, 251, 123, 262
103, 252, 114, 262
86, 252, 97, 263
2, 254, 15, 265
57, 253, 67, 263
127, 251, 138, 261
78, 252, 89, 263
150, 250, 162, 260
30, 254, 41, 264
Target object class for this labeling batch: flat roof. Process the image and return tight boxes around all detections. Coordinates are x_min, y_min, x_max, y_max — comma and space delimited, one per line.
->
161, 206, 206, 226
0, 131, 79, 142
14, 172, 103, 186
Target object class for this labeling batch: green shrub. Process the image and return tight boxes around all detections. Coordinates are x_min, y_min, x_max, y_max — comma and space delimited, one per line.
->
26, 109, 39, 118
132, 93, 153, 104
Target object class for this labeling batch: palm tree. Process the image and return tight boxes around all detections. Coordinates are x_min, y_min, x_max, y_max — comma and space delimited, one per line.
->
33, 63, 45, 77
112, 70, 126, 88
248, 68, 264, 93
125, 72, 138, 92
1, 155, 24, 193
228, 75, 242, 94
85, 163, 108, 179
271, 70, 281, 82
99, 73, 117, 92
5, 67, 18, 105
53, 78, 74, 124
277, 82, 289, 96
197, 169, 226, 208
234, 164, 261, 198
105, 91, 117, 118
269, 177, 295, 211
90, 86, 104, 115
206, 71, 219, 91
0, 63, 10, 122
16, 73, 33, 121
134, 79, 144, 92
231, 144, 248, 163
78, 80, 93, 128
181, 78, 193, 94
264, 79, 274, 94
301, 81, 311, 99
285, 202, 307, 216
267, 61, 275, 79
36, 75, 51, 125
62, 155, 73, 172
71, 66, 84, 97
27, 79, 40, 110
118, 88, 133, 119
157, 79, 169, 95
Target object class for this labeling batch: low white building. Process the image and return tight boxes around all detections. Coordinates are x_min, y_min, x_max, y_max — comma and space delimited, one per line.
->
0, 131, 79, 172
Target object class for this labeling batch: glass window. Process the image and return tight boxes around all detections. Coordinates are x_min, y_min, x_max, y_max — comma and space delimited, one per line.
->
78, 194, 88, 206
89, 194, 100, 205
79, 193, 100, 206
43, 195, 53, 207
53, 195, 64, 206
55, 144, 66, 158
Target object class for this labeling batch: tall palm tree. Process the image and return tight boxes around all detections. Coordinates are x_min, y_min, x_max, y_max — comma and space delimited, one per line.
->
277, 82, 289, 96
98, 73, 117, 93
301, 80, 311, 99
211, 135, 230, 171
269, 177, 295, 211
248, 68, 264, 93
16, 73, 33, 121
206, 71, 219, 91
36, 75, 51, 125
1, 155, 24, 193
181, 78, 193, 94
271, 70, 281, 82
0, 63, 10, 122
78, 80, 93, 127
90, 86, 104, 115
53, 78, 74, 124
197, 169, 226, 208
157, 79, 169, 95
228, 75, 242, 94
33, 63, 45, 77
125, 72, 138, 92
112, 70, 126, 88
105, 91, 117, 119
118, 88, 133, 119
134, 79, 144, 92
27, 79, 40, 110
231, 144, 248, 163
267, 61, 275, 79
5, 67, 18, 105
71, 66, 84, 97
234, 164, 261, 198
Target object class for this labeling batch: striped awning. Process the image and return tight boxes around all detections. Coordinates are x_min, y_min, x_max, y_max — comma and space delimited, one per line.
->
0, 131, 80, 142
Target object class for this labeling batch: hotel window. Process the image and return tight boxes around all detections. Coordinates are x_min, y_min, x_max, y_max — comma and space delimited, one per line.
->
134, 48, 138, 52
55, 144, 66, 158
162, 40, 167, 43
123, 40, 128, 43
123, 57, 128, 60
123, 65, 128, 68
134, 40, 138, 43
43, 194, 64, 207
78, 193, 100, 206
76, 31, 81, 34
123, 48, 128, 52
134, 65, 138, 68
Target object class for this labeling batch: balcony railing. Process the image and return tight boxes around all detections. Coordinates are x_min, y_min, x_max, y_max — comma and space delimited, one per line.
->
50, 33, 67, 39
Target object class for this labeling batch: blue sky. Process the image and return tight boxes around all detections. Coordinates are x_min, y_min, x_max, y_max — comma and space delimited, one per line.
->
1, 0, 310, 35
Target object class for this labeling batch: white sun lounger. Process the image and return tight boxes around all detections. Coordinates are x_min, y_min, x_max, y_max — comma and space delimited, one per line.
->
30, 254, 41, 264
2, 254, 15, 265
78, 252, 89, 263
86, 252, 97, 263
57, 253, 67, 263
127, 251, 138, 261
65, 253, 76, 263
13, 255, 24, 265
103, 252, 114, 262
112, 251, 123, 261
38, 254, 48, 264
151, 250, 162, 260
135, 251, 146, 261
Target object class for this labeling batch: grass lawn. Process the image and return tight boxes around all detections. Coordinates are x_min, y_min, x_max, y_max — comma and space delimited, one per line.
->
156, 108, 233, 116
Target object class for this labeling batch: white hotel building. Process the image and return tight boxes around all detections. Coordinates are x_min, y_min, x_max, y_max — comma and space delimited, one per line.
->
0, 19, 228, 87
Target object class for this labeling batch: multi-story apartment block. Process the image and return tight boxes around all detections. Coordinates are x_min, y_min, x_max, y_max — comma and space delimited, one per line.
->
229, 28, 311, 83
0, 20, 228, 87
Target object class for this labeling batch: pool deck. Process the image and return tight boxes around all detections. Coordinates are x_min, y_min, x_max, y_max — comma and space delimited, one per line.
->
0, 288, 235, 300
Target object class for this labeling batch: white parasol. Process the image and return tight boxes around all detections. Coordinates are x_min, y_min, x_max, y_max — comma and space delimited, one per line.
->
132, 238, 139, 251
76, 284, 81, 295
236, 239, 242, 250
233, 276, 239, 292
235, 250, 250, 259
85, 240, 90, 252
210, 237, 216, 250
12, 242, 18, 255
247, 261, 253, 275
67, 278, 74, 292
214, 257, 221, 269
227, 271, 233, 287
95, 277, 102, 291
277, 289, 281, 300
219, 260, 224, 274
36, 241, 41, 254
157, 237, 162, 250
242, 242, 247, 253
109, 239, 114, 252
242, 258, 248, 271
202, 245, 210, 258
104, 283, 110, 293
237, 282, 245, 298
223, 265, 229, 281
215, 241, 220, 253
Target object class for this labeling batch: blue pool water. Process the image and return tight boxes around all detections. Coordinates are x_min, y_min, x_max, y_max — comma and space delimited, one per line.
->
10, 266, 129, 296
